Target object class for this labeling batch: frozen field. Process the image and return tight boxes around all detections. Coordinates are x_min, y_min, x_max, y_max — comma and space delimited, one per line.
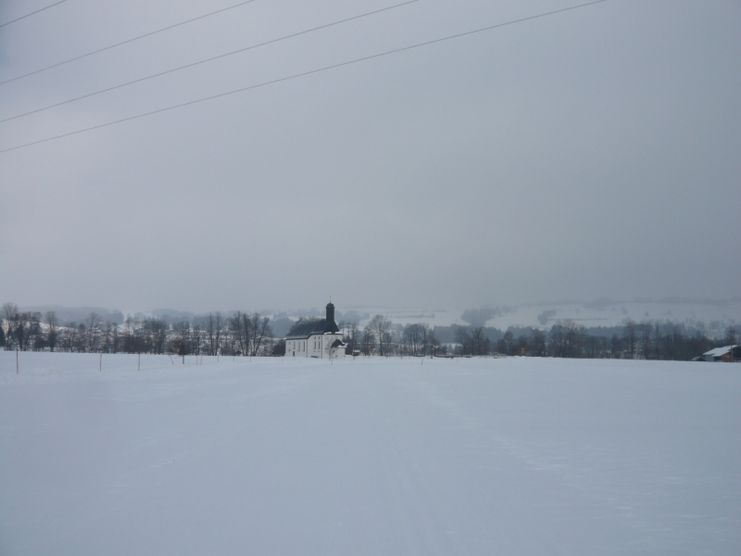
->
1, 353, 740, 555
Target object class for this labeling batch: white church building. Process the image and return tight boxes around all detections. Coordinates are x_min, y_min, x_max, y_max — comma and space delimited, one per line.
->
285, 302, 346, 359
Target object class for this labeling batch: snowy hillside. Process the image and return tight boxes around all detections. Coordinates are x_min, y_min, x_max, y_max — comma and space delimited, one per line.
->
1, 353, 739, 555
482, 299, 741, 332
336, 298, 741, 336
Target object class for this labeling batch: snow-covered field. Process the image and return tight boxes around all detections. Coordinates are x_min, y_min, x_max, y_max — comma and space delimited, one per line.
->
1, 353, 739, 555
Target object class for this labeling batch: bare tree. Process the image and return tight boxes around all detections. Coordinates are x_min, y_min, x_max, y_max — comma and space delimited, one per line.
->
45, 311, 58, 352
2, 303, 18, 323
206, 312, 223, 356
191, 323, 202, 355
171, 321, 193, 358
229, 312, 247, 355
11, 312, 33, 351
496, 329, 515, 355
87, 312, 101, 352
361, 329, 376, 355
111, 324, 120, 353
530, 329, 546, 356
2, 303, 18, 350
639, 323, 652, 359
624, 319, 637, 359
470, 327, 490, 355
367, 314, 392, 356
249, 313, 271, 356
28, 313, 42, 351
143, 319, 168, 354
548, 321, 586, 358
424, 327, 439, 357
342, 321, 359, 355
724, 326, 737, 346
101, 322, 114, 353
457, 326, 491, 356
402, 323, 427, 356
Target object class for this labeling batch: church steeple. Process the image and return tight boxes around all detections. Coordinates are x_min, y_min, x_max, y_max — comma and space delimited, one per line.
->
325, 301, 335, 325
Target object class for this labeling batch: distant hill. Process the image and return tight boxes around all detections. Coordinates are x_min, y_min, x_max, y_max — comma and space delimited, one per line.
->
332, 298, 741, 339
20, 305, 125, 325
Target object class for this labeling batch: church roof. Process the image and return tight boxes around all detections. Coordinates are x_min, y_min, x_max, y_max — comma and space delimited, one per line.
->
286, 318, 339, 339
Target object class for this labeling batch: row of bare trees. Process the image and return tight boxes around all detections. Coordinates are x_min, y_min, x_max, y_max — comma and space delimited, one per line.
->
228, 312, 271, 356
341, 316, 441, 356
1, 304, 56, 352
1, 303, 274, 357
350, 316, 735, 360
489, 320, 736, 360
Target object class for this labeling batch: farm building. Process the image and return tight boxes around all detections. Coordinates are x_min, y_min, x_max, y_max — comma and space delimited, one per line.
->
700, 345, 740, 362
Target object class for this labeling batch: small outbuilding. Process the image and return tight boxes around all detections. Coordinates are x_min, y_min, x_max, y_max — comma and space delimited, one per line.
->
700, 345, 740, 362
285, 302, 346, 359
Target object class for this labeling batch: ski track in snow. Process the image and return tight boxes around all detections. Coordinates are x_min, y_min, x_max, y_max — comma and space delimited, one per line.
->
1, 353, 740, 555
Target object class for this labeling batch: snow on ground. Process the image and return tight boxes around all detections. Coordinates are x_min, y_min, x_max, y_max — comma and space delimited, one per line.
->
1, 352, 740, 555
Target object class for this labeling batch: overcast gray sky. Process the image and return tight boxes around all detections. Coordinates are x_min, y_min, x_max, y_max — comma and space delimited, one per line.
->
1, 0, 739, 312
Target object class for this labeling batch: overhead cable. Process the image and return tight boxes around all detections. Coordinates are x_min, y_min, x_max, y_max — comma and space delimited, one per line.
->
0, 0, 69, 29
0, 0, 419, 124
0, 0, 260, 86
0, 0, 609, 155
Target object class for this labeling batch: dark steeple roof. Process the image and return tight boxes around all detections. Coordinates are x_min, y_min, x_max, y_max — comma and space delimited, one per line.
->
286, 318, 338, 339
286, 302, 340, 339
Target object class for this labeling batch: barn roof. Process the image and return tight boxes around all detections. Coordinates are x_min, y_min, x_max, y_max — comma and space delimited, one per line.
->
703, 345, 738, 357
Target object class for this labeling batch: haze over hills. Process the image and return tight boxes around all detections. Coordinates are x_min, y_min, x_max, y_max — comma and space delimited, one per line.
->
18, 305, 125, 325
341, 298, 741, 338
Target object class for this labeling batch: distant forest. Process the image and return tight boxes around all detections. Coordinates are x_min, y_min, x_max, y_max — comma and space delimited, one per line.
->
1, 302, 736, 362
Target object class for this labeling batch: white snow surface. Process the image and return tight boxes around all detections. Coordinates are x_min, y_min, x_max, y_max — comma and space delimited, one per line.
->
1, 352, 740, 555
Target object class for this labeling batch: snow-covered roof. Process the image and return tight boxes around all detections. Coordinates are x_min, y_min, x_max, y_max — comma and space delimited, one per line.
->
703, 345, 738, 357
285, 318, 339, 339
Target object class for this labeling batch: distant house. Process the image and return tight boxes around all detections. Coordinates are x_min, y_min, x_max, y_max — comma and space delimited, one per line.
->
285, 303, 346, 358
699, 345, 740, 362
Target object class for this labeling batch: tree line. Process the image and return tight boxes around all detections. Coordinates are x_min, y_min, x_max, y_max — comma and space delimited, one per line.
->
1, 303, 274, 356
1, 302, 736, 361
340, 317, 736, 360
444, 319, 736, 360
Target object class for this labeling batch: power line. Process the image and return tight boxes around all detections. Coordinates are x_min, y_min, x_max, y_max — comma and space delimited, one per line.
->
0, 0, 609, 155
0, 0, 260, 87
0, 0, 420, 124
0, 0, 69, 29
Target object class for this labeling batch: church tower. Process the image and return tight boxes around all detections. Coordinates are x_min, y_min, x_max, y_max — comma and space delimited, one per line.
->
326, 302, 336, 327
